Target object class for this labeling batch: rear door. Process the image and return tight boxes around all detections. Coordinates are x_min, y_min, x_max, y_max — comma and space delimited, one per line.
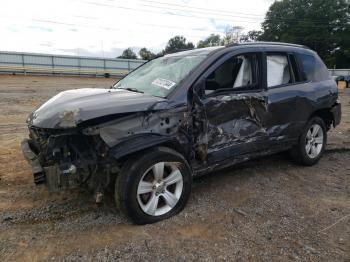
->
264, 52, 309, 143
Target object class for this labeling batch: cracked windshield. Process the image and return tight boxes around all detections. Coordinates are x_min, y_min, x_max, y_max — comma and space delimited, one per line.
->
114, 55, 206, 97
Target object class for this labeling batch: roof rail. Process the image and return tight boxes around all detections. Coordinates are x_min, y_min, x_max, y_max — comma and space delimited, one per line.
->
226, 41, 310, 49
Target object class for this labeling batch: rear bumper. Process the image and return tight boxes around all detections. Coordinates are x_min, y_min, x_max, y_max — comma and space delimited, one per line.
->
331, 103, 341, 127
21, 138, 45, 184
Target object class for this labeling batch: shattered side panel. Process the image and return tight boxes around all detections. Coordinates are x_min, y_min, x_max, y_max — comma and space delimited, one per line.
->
188, 81, 271, 165
204, 93, 268, 150
203, 92, 270, 162
85, 107, 193, 160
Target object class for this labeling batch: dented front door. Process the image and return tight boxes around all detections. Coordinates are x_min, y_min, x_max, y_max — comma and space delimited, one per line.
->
203, 91, 268, 163
191, 51, 269, 164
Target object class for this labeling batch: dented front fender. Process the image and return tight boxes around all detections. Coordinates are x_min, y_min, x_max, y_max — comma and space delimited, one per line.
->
109, 134, 180, 160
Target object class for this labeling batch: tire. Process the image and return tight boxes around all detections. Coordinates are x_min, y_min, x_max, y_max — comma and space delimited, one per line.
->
115, 147, 192, 224
290, 116, 327, 166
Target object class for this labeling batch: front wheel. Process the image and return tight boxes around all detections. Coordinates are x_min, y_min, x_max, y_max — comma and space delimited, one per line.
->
115, 147, 192, 224
290, 117, 327, 166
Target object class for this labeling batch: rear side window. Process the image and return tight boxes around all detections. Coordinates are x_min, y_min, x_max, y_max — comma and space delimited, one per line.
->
266, 54, 291, 87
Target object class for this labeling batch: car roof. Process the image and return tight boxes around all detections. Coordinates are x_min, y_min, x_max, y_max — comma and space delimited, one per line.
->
227, 41, 309, 49
165, 42, 311, 57
164, 46, 224, 57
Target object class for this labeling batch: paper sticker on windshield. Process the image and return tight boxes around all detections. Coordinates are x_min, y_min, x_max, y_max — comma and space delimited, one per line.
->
151, 78, 176, 89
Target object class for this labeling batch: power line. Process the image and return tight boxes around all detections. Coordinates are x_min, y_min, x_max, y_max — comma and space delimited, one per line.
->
77, 0, 348, 27
1, 16, 337, 50
30, 19, 341, 45
130, 1, 265, 21
29, 13, 344, 39
126, 0, 349, 24
27, 18, 222, 39
78, 0, 264, 25
2, 8, 343, 42
0, 14, 225, 36
117, 0, 265, 17
1, 2, 345, 44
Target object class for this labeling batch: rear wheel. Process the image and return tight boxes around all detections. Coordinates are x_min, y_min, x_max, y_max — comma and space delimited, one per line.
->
115, 147, 192, 224
290, 117, 327, 166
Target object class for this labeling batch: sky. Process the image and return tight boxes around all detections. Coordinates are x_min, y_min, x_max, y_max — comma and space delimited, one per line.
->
0, 0, 275, 58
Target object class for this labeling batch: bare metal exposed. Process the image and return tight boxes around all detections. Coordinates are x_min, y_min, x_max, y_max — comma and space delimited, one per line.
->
22, 43, 341, 224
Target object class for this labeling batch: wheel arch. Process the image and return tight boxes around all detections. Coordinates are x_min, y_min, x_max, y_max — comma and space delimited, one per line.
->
110, 133, 191, 165
309, 108, 334, 130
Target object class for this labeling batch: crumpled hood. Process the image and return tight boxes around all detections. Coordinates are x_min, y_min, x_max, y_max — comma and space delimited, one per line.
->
28, 88, 166, 129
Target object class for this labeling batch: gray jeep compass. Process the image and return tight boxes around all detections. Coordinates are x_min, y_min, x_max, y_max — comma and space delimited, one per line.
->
22, 42, 341, 224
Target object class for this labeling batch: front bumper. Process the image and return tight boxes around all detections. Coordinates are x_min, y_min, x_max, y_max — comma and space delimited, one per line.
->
21, 138, 79, 191
21, 138, 45, 184
331, 103, 341, 127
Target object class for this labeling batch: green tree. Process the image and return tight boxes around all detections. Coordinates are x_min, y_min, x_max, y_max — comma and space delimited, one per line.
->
260, 0, 350, 67
117, 48, 138, 59
240, 30, 263, 42
164, 36, 194, 54
221, 26, 244, 45
197, 34, 222, 48
333, 23, 350, 68
139, 48, 156, 60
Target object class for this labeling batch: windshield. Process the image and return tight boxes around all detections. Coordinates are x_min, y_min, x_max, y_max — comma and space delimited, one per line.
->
113, 55, 206, 97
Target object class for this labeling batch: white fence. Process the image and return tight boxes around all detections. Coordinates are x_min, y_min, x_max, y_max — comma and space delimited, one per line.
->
0, 51, 146, 78
329, 69, 350, 77
0, 50, 349, 78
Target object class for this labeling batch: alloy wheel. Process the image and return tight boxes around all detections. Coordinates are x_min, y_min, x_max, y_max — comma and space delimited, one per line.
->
137, 162, 183, 216
305, 123, 324, 159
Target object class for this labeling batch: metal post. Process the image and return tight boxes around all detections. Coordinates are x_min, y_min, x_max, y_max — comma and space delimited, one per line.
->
21, 54, 26, 75
78, 57, 81, 76
103, 59, 106, 73
51, 56, 54, 74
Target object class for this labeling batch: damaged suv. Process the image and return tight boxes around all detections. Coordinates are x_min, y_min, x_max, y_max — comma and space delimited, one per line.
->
22, 43, 341, 224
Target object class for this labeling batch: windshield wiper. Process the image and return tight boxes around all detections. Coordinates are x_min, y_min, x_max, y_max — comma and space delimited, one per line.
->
119, 87, 144, 94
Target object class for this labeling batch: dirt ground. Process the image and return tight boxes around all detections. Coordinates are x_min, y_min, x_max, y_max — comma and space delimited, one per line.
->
0, 75, 349, 261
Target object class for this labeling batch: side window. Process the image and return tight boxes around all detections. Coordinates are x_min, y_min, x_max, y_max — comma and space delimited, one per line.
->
205, 53, 260, 95
266, 54, 291, 87
296, 53, 316, 81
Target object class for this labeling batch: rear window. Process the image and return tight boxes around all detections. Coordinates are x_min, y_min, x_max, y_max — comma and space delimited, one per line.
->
297, 53, 330, 82
297, 54, 315, 81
